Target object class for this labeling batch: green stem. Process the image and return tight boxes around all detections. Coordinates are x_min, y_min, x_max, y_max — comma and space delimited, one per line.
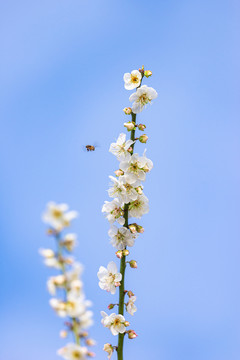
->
55, 233, 81, 346
117, 114, 136, 360
72, 318, 80, 345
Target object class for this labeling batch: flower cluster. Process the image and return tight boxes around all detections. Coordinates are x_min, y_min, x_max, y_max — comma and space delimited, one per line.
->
40, 202, 95, 360
99, 66, 157, 359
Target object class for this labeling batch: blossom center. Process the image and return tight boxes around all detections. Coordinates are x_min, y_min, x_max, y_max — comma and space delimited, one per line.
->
72, 350, 82, 359
138, 93, 149, 105
131, 75, 139, 83
52, 209, 62, 218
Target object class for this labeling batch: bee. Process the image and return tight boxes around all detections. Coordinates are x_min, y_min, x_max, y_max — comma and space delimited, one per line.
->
85, 145, 96, 152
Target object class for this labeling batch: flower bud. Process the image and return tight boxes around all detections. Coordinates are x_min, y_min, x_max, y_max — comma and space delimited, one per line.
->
123, 107, 132, 115
81, 331, 89, 338
122, 249, 129, 256
128, 330, 138, 339
129, 260, 137, 269
129, 224, 137, 233
139, 65, 144, 73
138, 123, 146, 131
87, 351, 96, 357
115, 281, 121, 287
139, 134, 148, 143
108, 303, 115, 310
127, 290, 135, 297
127, 146, 133, 153
86, 338, 96, 346
59, 330, 68, 338
124, 121, 135, 131
116, 250, 123, 259
124, 321, 130, 327
64, 257, 74, 265
135, 186, 143, 195
137, 225, 144, 234
144, 70, 152, 77
114, 169, 124, 177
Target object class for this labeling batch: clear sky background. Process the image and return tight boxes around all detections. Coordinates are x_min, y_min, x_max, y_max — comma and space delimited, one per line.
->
1, 1, 240, 359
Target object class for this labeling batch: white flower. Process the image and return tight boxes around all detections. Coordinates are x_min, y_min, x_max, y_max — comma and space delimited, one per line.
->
65, 262, 84, 295
102, 198, 125, 225
50, 298, 67, 317
126, 296, 137, 315
123, 70, 142, 90
65, 293, 88, 318
108, 225, 136, 250
39, 248, 55, 258
120, 151, 153, 184
97, 261, 122, 294
101, 311, 126, 335
62, 233, 77, 251
129, 85, 158, 113
129, 194, 149, 218
57, 343, 88, 360
39, 249, 61, 269
108, 175, 139, 204
103, 343, 114, 359
109, 133, 134, 161
42, 202, 78, 232
78, 310, 94, 329
47, 274, 66, 295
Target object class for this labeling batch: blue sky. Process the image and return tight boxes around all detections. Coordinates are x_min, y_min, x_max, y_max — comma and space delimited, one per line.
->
0, 1, 240, 359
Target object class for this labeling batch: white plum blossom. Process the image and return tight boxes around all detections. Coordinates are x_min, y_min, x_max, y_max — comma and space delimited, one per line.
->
49, 298, 67, 317
129, 85, 158, 114
108, 175, 140, 204
101, 311, 126, 336
126, 296, 137, 315
77, 310, 94, 329
39, 249, 61, 269
108, 225, 136, 250
62, 233, 77, 251
57, 343, 88, 360
39, 248, 55, 258
47, 274, 66, 295
119, 151, 153, 184
103, 343, 114, 359
42, 202, 78, 232
129, 194, 149, 218
109, 133, 134, 161
97, 261, 122, 294
65, 293, 89, 318
102, 198, 125, 225
123, 70, 142, 90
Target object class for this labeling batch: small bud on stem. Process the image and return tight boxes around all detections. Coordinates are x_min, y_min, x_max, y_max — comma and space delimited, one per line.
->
124, 121, 135, 131
138, 123, 146, 131
127, 330, 138, 339
139, 134, 148, 143
123, 107, 132, 115
129, 260, 138, 269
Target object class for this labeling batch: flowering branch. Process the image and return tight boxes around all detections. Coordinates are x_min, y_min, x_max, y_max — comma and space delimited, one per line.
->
40, 202, 95, 360
98, 66, 157, 359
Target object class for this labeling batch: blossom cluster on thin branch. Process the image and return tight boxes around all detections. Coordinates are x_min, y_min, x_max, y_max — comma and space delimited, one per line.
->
98, 66, 157, 359
40, 201, 95, 360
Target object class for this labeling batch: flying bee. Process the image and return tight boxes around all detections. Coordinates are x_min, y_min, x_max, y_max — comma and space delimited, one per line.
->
85, 145, 96, 152
84, 143, 99, 152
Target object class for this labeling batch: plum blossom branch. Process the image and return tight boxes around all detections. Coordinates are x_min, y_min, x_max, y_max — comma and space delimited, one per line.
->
40, 202, 95, 360
98, 66, 157, 359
